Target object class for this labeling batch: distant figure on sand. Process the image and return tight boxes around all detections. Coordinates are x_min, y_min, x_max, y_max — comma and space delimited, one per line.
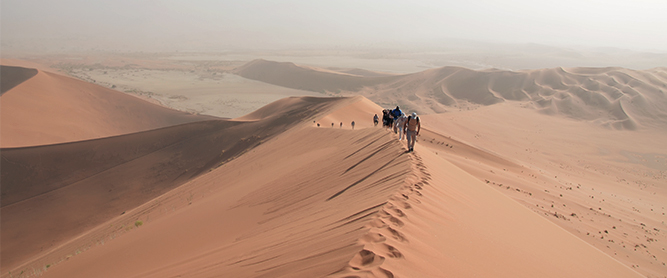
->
395, 114, 408, 140
340, 122, 343, 128
403, 112, 420, 152
317, 123, 320, 127
373, 114, 379, 126
331, 123, 334, 127
351, 121, 355, 129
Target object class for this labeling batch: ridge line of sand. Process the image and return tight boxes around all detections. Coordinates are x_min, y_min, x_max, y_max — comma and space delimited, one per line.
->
328, 138, 420, 277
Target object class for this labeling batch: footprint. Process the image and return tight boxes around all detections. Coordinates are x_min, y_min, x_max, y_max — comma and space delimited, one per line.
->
369, 218, 387, 229
349, 249, 385, 268
392, 208, 405, 218
388, 216, 404, 227
376, 268, 395, 278
360, 232, 387, 244
380, 210, 405, 226
385, 226, 408, 242
382, 244, 403, 259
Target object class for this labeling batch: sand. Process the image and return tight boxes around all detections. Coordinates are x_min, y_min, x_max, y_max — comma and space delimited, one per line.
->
234, 60, 667, 131
419, 103, 667, 277
0, 66, 213, 147
2, 58, 665, 277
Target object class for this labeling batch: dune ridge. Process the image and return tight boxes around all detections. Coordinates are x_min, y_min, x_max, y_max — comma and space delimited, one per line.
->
235, 60, 667, 130
0, 65, 38, 95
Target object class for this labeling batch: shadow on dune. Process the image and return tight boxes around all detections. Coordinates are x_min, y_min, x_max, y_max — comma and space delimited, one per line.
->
0, 96, 342, 271
0, 65, 38, 95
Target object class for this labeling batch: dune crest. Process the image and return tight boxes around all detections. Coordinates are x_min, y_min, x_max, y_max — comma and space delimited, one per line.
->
0, 67, 213, 147
0, 65, 38, 95
234, 60, 667, 130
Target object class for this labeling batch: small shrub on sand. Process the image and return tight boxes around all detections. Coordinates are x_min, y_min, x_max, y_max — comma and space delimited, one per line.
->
134, 220, 144, 228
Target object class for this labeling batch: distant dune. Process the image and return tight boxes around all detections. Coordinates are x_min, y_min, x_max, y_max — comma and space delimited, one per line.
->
233, 59, 396, 93
0, 66, 214, 147
235, 60, 667, 130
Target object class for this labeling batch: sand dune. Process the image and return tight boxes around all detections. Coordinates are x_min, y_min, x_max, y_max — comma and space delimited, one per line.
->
3, 56, 663, 277
0, 96, 349, 275
0, 65, 38, 95
0, 66, 213, 147
3, 95, 645, 278
420, 103, 667, 277
234, 60, 667, 130
234, 59, 396, 93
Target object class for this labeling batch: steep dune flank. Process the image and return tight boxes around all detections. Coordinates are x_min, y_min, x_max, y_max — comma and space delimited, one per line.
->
1, 96, 349, 273
233, 60, 667, 129
0, 65, 38, 95
0, 68, 213, 147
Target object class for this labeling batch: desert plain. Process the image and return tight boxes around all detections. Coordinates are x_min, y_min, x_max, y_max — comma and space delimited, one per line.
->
1, 50, 666, 278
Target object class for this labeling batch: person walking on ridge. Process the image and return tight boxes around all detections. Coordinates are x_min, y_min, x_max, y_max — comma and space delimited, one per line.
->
391, 106, 402, 120
395, 113, 408, 141
373, 114, 379, 126
403, 112, 420, 152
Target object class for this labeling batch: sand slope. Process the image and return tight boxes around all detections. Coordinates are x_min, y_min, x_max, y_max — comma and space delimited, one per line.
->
234, 60, 667, 130
0, 67, 213, 147
0, 96, 350, 274
420, 103, 667, 277
0, 65, 38, 95
5, 96, 643, 278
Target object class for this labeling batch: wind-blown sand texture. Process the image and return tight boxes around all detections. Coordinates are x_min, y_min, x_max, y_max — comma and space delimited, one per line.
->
2, 60, 664, 277
236, 60, 667, 130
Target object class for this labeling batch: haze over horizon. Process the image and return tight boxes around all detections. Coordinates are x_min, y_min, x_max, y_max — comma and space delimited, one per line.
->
2, 0, 667, 54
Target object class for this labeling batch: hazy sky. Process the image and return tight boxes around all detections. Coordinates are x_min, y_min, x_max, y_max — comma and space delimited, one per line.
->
2, 0, 666, 52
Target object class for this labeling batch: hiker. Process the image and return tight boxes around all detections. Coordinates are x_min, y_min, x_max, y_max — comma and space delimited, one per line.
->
351, 121, 355, 129
382, 109, 393, 128
373, 114, 379, 126
332, 123, 334, 127
393, 112, 404, 134
340, 122, 343, 128
402, 112, 421, 152
391, 106, 402, 120
395, 114, 408, 141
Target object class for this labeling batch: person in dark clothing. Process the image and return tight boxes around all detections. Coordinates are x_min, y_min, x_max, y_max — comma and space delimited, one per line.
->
391, 106, 402, 120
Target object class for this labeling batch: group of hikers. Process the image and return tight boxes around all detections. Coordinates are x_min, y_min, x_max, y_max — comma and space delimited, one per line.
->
315, 105, 420, 152
373, 106, 420, 152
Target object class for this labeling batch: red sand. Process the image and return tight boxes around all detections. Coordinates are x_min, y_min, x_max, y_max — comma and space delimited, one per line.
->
2, 96, 644, 278
0, 66, 212, 148
2, 60, 664, 277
